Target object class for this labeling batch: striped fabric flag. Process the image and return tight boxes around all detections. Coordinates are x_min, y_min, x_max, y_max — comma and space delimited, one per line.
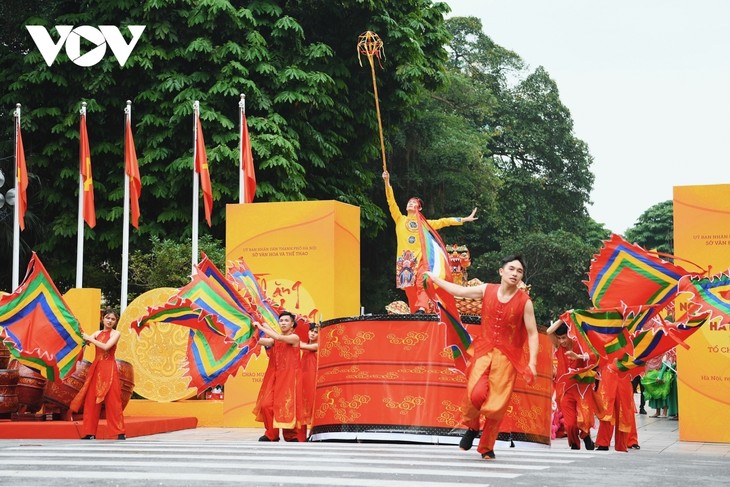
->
227, 259, 281, 333
678, 271, 730, 328
418, 215, 452, 281
561, 308, 633, 362
0, 253, 84, 380
130, 270, 257, 392
79, 109, 95, 228
585, 234, 688, 309
423, 274, 471, 373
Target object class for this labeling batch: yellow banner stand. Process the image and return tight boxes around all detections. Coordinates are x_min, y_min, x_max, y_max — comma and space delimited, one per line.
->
673, 184, 730, 443
223, 200, 360, 426
63, 288, 101, 363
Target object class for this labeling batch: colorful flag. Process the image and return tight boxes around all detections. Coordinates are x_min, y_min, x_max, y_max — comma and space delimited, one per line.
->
418, 215, 452, 282
241, 111, 256, 203
585, 234, 688, 309
0, 253, 84, 380
678, 271, 730, 328
15, 115, 28, 231
561, 308, 633, 362
79, 110, 95, 228
195, 111, 212, 226
423, 275, 471, 373
226, 259, 281, 333
125, 116, 142, 228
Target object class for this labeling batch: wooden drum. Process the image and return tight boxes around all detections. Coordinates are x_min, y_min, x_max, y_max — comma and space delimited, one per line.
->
116, 359, 135, 410
0, 341, 11, 369
0, 368, 20, 415
43, 360, 91, 412
9, 359, 47, 414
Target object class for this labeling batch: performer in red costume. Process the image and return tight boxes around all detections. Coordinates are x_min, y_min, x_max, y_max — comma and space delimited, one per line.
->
298, 322, 319, 439
71, 308, 126, 440
383, 170, 477, 313
546, 319, 597, 450
594, 361, 639, 452
253, 311, 305, 442
426, 255, 539, 460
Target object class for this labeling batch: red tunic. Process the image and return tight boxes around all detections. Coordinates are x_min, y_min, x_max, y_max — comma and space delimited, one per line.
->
253, 339, 301, 429
299, 348, 317, 426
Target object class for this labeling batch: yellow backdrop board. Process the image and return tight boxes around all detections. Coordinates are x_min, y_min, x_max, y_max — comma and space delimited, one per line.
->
63, 288, 101, 363
673, 184, 730, 443
224, 201, 361, 426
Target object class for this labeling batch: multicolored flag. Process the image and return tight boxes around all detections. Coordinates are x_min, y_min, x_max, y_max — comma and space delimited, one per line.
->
15, 113, 28, 231
423, 275, 471, 373
194, 109, 212, 226
561, 308, 633, 363
240, 107, 256, 204
125, 114, 142, 228
227, 259, 281, 333
678, 271, 730, 328
79, 108, 95, 228
0, 253, 84, 380
585, 234, 689, 309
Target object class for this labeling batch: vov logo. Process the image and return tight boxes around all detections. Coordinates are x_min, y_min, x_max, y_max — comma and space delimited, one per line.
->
26, 25, 146, 67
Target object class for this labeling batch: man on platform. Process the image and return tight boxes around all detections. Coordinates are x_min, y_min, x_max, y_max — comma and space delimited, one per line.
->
425, 255, 539, 460
383, 170, 477, 313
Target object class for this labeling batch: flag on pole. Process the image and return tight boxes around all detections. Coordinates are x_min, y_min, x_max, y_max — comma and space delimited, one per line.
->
15, 114, 28, 231
194, 110, 212, 226
125, 115, 142, 228
241, 107, 256, 204
79, 108, 96, 228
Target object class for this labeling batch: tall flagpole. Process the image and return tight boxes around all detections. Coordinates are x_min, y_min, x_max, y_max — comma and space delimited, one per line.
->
12, 104, 21, 290
121, 100, 132, 313
191, 100, 200, 273
75, 102, 87, 288
239, 94, 245, 204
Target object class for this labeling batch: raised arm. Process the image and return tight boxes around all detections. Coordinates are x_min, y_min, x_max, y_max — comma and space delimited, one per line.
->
255, 321, 300, 346
424, 271, 485, 299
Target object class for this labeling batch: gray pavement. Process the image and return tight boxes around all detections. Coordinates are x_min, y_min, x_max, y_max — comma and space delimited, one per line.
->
0, 410, 727, 486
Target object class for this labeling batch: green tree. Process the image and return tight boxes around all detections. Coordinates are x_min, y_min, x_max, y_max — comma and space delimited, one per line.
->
624, 200, 673, 255
0, 0, 451, 298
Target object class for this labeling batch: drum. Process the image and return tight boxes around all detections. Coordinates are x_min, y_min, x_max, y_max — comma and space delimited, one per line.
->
9, 359, 46, 413
0, 341, 11, 369
116, 359, 135, 410
0, 368, 20, 414
43, 360, 91, 411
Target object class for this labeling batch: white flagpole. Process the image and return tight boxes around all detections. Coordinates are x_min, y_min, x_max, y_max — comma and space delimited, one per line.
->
120, 100, 132, 313
11, 104, 21, 290
191, 100, 200, 273
239, 94, 245, 204
76, 102, 86, 288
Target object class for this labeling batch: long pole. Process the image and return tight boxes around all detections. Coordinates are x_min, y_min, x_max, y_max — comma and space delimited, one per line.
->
191, 100, 200, 273
121, 101, 132, 313
75, 102, 86, 288
11, 105, 21, 290
357, 32, 387, 172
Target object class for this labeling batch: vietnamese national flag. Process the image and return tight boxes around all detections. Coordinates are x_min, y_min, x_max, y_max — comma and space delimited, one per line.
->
125, 117, 142, 228
195, 112, 212, 226
15, 117, 28, 231
79, 112, 96, 228
241, 112, 256, 204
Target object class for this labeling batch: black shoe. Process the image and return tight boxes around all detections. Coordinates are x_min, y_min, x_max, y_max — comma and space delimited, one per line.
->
481, 450, 496, 460
583, 435, 595, 451
570, 444, 580, 450
596, 445, 609, 451
81, 435, 95, 440
629, 444, 640, 450
639, 408, 647, 415
415, 309, 426, 315
459, 429, 478, 451
117, 434, 126, 440
258, 435, 272, 442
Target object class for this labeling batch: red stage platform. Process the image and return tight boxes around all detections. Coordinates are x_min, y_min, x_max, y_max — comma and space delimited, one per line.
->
0, 415, 198, 440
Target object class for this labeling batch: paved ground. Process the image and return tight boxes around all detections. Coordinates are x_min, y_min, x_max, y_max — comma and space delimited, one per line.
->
0, 410, 727, 486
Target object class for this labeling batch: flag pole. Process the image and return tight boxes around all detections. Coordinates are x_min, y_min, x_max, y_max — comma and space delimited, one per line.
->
121, 100, 132, 312
192, 100, 200, 273
239, 94, 245, 204
75, 102, 86, 288
12, 104, 21, 290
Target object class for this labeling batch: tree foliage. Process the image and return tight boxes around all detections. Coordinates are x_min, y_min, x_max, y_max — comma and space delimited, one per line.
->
624, 200, 673, 255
